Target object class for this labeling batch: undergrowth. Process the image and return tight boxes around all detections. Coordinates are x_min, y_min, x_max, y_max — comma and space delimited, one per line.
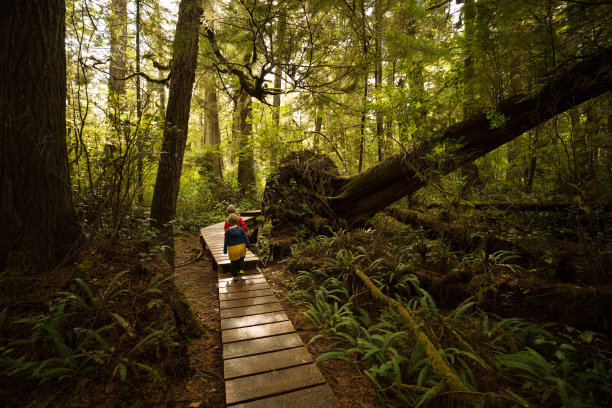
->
284, 222, 612, 407
0, 253, 188, 408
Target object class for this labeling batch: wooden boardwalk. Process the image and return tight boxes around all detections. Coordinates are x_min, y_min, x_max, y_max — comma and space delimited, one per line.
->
201, 220, 338, 407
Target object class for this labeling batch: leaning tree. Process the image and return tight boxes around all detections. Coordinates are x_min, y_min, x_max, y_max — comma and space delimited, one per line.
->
263, 48, 612, 236
0, 1, 82, 272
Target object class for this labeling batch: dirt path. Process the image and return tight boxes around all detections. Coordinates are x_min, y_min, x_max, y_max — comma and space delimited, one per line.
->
170, 232, 225, 408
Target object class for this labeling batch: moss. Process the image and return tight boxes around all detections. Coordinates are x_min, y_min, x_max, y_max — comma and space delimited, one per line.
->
354, 265, 482, 408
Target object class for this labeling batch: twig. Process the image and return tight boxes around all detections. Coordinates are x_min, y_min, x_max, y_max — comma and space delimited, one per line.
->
176, 250, 204, 267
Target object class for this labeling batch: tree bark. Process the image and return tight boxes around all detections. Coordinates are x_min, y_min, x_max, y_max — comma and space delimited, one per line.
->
150, 0, 202, 233
108, 0, 128, 135
237, 89, 255, 194
0, 0, 82, 271
203, 78, 223, 178
149, 0, 204, 339
271, 13, 286, 166
374, 0, 384, 162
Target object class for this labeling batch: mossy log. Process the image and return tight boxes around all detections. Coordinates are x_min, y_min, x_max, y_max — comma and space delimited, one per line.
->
353, 265, 481, 408
263, 49, 612, 233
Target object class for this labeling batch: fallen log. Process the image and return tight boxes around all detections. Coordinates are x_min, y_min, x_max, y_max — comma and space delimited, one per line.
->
353, 265, 482, 408
263, 48, 612, 233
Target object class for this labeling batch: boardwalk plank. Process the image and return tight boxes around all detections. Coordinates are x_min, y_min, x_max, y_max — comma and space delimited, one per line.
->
224, 347, 312, 379
220, 296, 278, 309
219, 289, 274, 302
202, 217, 335, 408
221, 311, 288, 330
223, 333, 303, 359
222, 321, 295, 343
219, 283, 271, 293
220, 302, 283, 319
225, 364, 327, 405
219, 274, 265, 282
218, 278, 268, 287
228, 384, 337, 408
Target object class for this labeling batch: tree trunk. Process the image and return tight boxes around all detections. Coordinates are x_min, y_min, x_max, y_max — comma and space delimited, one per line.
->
135, 0, 145, 204
150, 0, 202, 233
271, 13, 286, 166
264, 48, 612, 232
358, 0, 368, 172
237, 89, 255, 194
0, 0, 82, 271
108, 0, 128, 135
203, 78, 223, 178
374, 0, 384, 162
149, 0, 204, 339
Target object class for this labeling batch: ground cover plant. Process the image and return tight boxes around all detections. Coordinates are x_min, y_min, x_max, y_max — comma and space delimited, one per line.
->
279, 213, 612, 407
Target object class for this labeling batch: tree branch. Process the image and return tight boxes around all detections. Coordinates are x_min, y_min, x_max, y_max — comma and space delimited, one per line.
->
82, 56, 171, 84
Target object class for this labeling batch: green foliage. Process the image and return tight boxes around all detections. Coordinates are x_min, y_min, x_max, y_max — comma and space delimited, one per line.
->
286, 222, 612, 407
0, 275, 180, 392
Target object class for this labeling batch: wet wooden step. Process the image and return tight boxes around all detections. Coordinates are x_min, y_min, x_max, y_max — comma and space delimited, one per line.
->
222, 321, 295, 343
218, 278, 268, 288
220, 295, 278, 310
219, 283, 270, 293
223, 333, 304, 359
225, 364, 327, 405
228, 384, 337, 408
219, 289, 275, 302
219, 274, 265, 283
224, 346, 313, 380
220, 302, 284, 319
221, 311, 288, 330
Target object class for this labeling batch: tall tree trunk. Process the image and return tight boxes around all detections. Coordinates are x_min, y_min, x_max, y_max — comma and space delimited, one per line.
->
358, 0, 368, 172
203, 78, 223, 178
237, 89, 255, 194
150, 0, 202, 234
524, 125, 540, 193
359, 73, 368, 172
385, 60, 395, 150
314, 103, 323, 151
505, 54, 523, 188
149, 0, 203, 339
108, 0, 128, 135
0, 0, 81, 271
374, 0, 384, 162
271, 13, 286, 166
136, 0, 145, 204
462, 0, 477, 118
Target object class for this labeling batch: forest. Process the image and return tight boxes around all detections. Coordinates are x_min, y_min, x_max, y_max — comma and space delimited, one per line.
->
1, 0, 611, 407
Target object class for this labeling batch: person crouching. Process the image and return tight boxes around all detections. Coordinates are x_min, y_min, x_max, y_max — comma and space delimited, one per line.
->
223, 213, 251, 280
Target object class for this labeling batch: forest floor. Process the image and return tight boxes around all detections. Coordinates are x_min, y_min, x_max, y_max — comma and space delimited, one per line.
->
169, 231, 382, 408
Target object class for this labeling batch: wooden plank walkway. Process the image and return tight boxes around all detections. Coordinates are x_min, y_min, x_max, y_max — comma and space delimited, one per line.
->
202, 219, 338, 407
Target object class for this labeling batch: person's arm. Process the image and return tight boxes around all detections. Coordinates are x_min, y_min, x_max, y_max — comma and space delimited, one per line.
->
238, 217, 248, 232
223, 230, 229, 254
224, 219, 230, 231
